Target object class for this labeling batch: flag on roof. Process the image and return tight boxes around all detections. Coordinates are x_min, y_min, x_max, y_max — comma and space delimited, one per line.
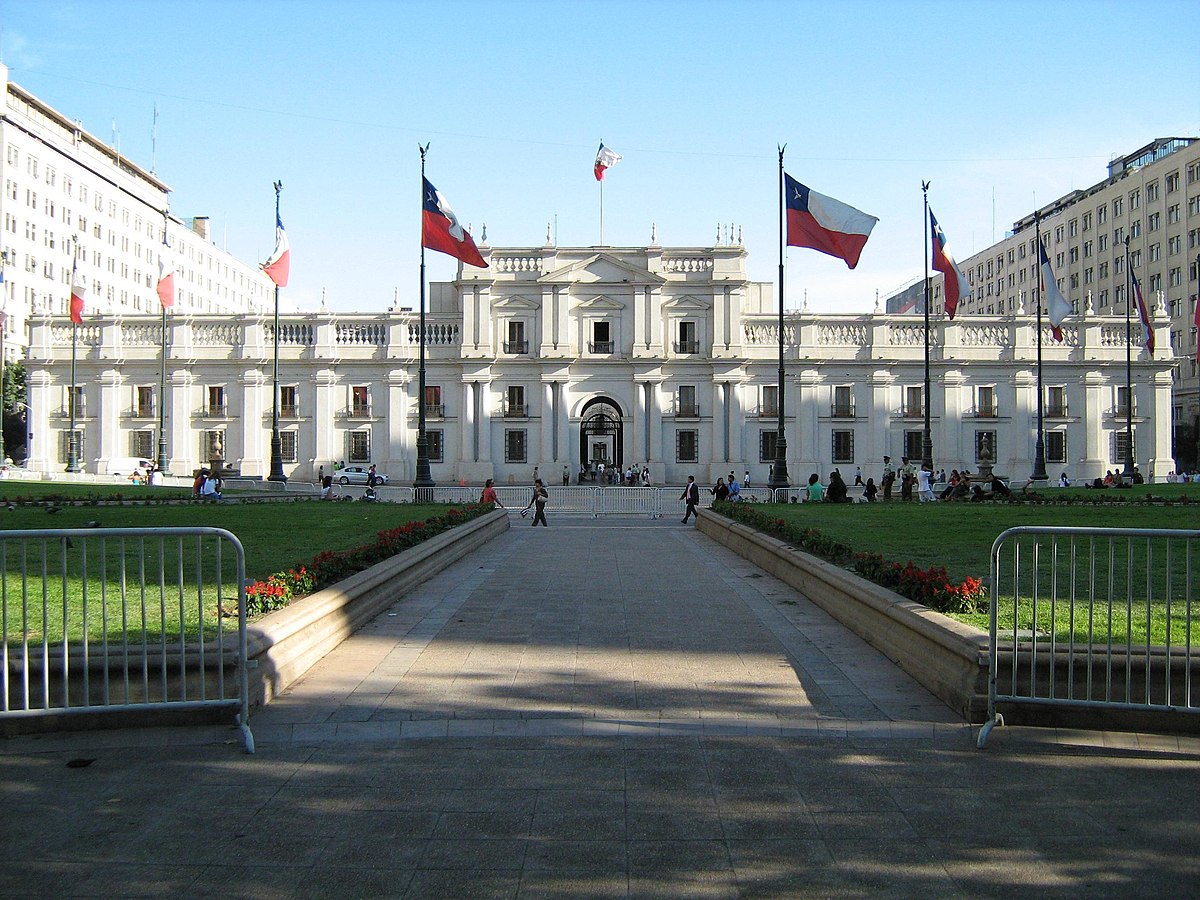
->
422, 176, 487, 268
70, 258, 86, 324
1038, 240, 1072, 342
928, 208, 970, 319
1129, 259, 1154, 354
784, 174, 878, 269
262, 212, 290, 287
156, 255, 175, 309
594, 143, 621, 181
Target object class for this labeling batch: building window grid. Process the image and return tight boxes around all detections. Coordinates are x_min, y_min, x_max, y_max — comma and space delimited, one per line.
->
832, 430, 854, 464
504, 429, 526, 463
676, 429, 698, 463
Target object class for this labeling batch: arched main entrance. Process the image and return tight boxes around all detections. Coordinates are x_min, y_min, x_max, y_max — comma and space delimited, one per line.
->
579, 397, 623, 471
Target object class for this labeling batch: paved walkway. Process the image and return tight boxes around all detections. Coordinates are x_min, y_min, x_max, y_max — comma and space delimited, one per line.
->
3, 515, 1198, 898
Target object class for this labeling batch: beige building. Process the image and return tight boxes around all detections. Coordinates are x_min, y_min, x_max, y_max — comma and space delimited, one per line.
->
953, 137, 1200, 437
0, 62, 274, 365
24, 243, 1177, 484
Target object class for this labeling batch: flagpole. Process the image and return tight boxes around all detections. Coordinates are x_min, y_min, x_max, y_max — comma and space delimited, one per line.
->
414, 144, 435, 493
157, 210, 171, 476
1122, 235, 1134, 480
66, 241, 80, 473
768, 145, 790, 494
921, 182, 933, 472
268, 181, 286, 482
599, 161, 605, 245
1031, 213, 1048, 482
1195, 251, 1200, 473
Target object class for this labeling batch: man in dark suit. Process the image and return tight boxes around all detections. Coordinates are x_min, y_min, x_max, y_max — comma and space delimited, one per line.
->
680, 475, 700, 524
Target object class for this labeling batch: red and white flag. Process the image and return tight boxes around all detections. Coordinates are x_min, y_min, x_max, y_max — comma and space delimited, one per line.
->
594, 142, 621, 181
156, 256, 175, 309
70, 259, 86, 324
262, 212, 290, 287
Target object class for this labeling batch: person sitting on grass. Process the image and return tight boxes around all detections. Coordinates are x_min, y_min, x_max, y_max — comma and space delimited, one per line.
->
824, 469, 849, 503
200, 474, 223, 502
805, 472, 824, 503
319, 475, 338, 501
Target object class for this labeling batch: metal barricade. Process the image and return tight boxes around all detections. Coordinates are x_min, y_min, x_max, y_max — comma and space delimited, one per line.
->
978, 526, 1199, 747
1, 527, 254, 752
596, 486, 663, 518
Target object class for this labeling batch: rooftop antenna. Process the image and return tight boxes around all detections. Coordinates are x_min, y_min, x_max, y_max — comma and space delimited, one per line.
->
151, 102, 158, 174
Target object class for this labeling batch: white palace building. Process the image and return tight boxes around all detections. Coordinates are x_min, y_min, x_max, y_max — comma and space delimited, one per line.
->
24, 241, 1177, 485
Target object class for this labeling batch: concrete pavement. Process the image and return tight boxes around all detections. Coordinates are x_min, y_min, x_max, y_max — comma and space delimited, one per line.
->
2, 514, 1198, 898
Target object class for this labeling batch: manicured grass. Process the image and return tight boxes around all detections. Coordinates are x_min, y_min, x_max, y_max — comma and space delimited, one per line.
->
743, 488, 1200, 643
1, 488, 475, 645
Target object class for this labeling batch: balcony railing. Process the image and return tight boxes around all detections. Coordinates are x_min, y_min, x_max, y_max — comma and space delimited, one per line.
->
754, 405, 779, 418
971, 404, 999, 418
831, 403, 856, 418
673, 340, 700, 354
675, 404, 701, 419
899, 406, 923, 418
424, 403, 445, 419
502, 401, 528, 418
502, 340, 529, 354
279, 404, 300, 419
1046, 403, 1070, 418
589, 340, 614, 354
199, 404, 228, 418
124, 406, 156, 419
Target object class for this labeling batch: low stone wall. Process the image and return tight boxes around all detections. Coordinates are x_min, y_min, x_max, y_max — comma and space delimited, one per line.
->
696, 508, 990, 722
244, 508, 509, 707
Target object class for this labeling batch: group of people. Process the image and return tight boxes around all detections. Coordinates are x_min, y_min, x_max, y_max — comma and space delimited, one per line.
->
191, 468, 223, 501
127, 463, 164, 486
578, 461, 653, 486
480, 476, 549, 526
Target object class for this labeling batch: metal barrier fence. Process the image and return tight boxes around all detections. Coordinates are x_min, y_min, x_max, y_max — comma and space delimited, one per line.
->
978, 526, 1200, 747
1, 527, 254, 752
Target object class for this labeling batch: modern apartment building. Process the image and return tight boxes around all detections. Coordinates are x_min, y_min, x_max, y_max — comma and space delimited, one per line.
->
0, 62, 273, 364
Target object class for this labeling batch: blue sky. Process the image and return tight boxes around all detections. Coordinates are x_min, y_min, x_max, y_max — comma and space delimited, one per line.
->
2, 0, 1196, 314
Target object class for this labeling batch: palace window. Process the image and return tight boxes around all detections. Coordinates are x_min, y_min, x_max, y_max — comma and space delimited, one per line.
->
589, 320, 613, 354
676, 429, 698, 463
504, 319, 528, 354
131, 430, 154, 460
351, 385, 370, 417
135, 386, 155, 418
349, 430, 371, 463
280, 430, 297, 463
425, 385, 443, 417
427, 429, 444, 463
1046, 431, 1067, 465
505, 429, 526, 463
58, 429, 85, 464
677, 385, 698, 418
676, 320, 698, 354
832, 430, 854, 464
504, 385, 527, 418
207, 385, 225, 417
279, 385, 298, 418
759, 430, 778, 463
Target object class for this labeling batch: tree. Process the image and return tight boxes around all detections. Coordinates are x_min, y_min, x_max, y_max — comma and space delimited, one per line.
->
2, 361, 27, 462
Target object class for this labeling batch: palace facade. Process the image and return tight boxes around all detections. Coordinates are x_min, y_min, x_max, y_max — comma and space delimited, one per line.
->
24, 243, 1176, 484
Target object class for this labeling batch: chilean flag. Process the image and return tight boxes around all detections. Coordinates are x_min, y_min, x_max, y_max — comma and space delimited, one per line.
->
929, 208, 970, 319
1038, 240, 1072, 342
1130, 264, 1155, 354
785, 174, 877, 269
156, 255, 175, 309
594, 142, 621, 181
70, 259, 86, 324
422, 177, 487, 268
1193, 293, 1200, 364
262, 212, 290, 287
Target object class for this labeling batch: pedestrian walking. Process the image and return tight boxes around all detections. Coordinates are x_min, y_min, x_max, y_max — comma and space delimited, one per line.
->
680, 475, 700, 523
480, 478, 504, 507
854, 466, 863, 487
524, 478, 549, 526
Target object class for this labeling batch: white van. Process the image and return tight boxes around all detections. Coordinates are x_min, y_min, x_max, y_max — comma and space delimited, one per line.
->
103, 457, 153, 477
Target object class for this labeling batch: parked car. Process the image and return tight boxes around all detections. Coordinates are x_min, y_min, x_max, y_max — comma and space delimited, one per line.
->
337, 465, 389, 486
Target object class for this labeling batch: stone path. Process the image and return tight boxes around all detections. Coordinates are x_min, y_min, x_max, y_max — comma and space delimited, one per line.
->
3, 515, 1198, 898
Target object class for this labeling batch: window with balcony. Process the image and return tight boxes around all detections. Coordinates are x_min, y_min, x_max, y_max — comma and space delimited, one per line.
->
675, 320, 698, 354
425, 385, 444, 418
279, 385, 298, 418
351, 385, 370, 417
1046, 386, 1068, 418
677, 385, 699, 418
505, 429, 527, 463
349, 430, 371, 463
832, 430, 854, 464
589, 321, 613, 354
135, 386, 154, 418
975, 386, 997, 418
832, 385, 854, 418
504, 320, 528, 355
1115, 386, 1135, 418
903, 386, 923, 418
676, 429, 698, 463
759, 385, 778, 418
504, 385, 527, 418
206, 385, 226, 417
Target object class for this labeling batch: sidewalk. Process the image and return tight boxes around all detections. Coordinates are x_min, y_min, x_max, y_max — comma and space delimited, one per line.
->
3, 515, 1198, 898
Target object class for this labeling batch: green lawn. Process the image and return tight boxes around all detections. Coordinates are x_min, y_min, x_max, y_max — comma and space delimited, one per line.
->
1, 486, 476, 645
743, 488, 1200, 644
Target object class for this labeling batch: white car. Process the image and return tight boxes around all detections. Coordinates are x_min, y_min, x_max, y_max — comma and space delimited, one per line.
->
336, 466, 389, 486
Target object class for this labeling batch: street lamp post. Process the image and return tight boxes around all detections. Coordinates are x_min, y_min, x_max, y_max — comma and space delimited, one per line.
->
1031, 215, 1048, 483
920, 182, 934, 473
267, 181, 286, 483
768, 146, 790, 495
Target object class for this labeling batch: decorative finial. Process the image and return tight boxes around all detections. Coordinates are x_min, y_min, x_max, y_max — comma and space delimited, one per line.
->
802, 289, 809, 313
715, 224, 721, 244
480, 223, 487, 244
874, 289, 880, 314
546, 222, 553, 245
650, 223, 658, 246
1085, 289, 1093, 316
737, 225, 742, 245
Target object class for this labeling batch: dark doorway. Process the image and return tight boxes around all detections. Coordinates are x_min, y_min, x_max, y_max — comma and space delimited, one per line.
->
579, 397, 623, 472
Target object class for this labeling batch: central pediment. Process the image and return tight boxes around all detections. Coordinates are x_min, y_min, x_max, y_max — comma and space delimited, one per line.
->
539, 252, 667, 286
492, 295, 540, 311
572, 294, 626, 312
